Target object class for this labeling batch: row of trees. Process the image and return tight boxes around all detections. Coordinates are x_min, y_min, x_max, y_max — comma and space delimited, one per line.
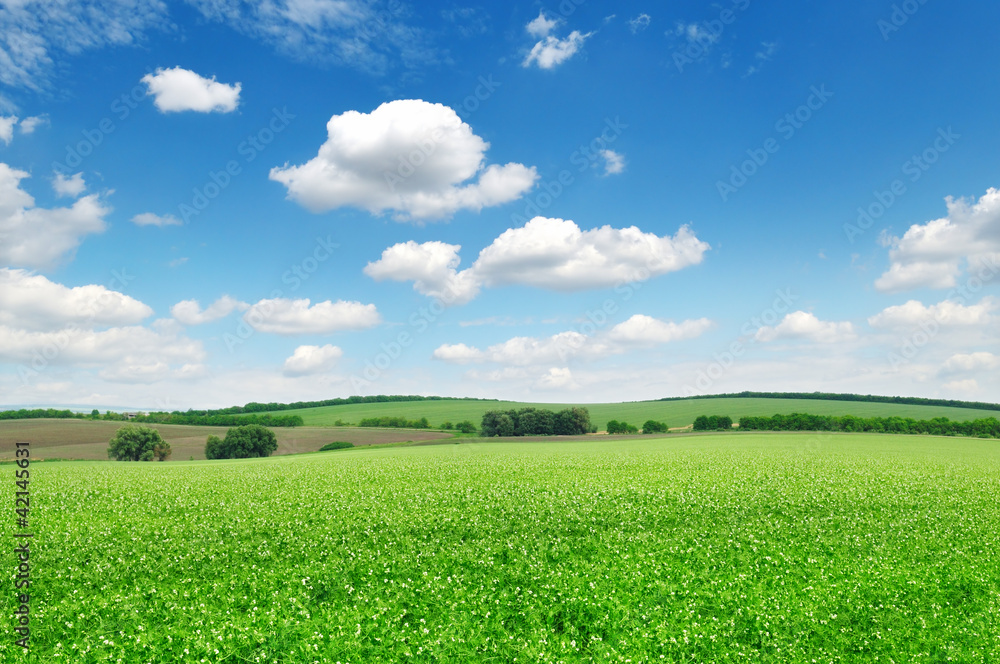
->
480, 407, 593, 437
358, 416, 431, 428
693, 415, 734, 431
738, 413, 1000, 438
180, 394, 498, 416
133, 412, 302, 427
606, 419, 669, 434
205, 425, 278, 459
659, 391, 1000, 413
441, 421, 478, 433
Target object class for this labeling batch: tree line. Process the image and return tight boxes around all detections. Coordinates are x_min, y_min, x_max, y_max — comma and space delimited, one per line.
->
480, 407, 593, 437
736, 413, 1000, 438
658, 391, 1000, 413
0, 408, 302, 427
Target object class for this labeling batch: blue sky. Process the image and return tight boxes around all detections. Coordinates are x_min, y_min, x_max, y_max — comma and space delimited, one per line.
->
1, 0, 999, 410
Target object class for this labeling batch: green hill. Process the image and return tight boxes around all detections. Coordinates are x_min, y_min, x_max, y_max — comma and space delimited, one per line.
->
272, 397, 1000, 431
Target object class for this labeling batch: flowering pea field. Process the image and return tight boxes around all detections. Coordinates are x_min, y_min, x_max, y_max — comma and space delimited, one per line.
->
4, 432, 1000, 663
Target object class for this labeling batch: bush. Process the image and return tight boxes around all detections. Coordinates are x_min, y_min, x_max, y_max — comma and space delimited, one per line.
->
204, 425, 278, 459
607, 420, 638, 434
319, 441, 354, 451
456, 420, 477, 434
693, 415, 734, 431
108, 424, 171, 461
642, 420, 668, 434
441, 421, 454, 430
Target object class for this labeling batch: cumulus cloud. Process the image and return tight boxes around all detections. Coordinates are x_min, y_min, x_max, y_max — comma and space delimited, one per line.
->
132, 212, 182, 227
629, 14, 651, 33
868, 297, 997, 328
0, 269, 152, 331
364, 241, 480, 304
142, 67, 241, 113
434, 315, 710, 367
171, 296, 249, 326
283, 344, 343, 376
875, 187, 1000, 292
367, 217, 709, 303
535, 367, 578, 390
0, 1, 168, 90
243, 298, 380, 335
755, 311, 856, 344
52, 172, 86, 197
270, 99, 537, 221
600, 149, 625, 175
943, 378, 979, 395
0, 322, 205, 379
18, 115, 47, 134
0, 115, 15, 144
0, 163, 110, 269
526, 11, 560, 38
942, 352, 1000, 373
608, 315, 713, 345
523, 30, 592, 69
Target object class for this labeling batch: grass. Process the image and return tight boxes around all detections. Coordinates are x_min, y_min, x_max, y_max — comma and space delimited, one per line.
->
3, 432, 998, 662
271, 396, 1000, 430
0, 419, 452, 461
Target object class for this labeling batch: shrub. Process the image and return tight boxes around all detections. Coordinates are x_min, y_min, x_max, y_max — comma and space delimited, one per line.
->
642, 420, 668, 434
205, 425, 278, 459
108, 424, 171, 462
319, 441, 354, 451
456, 420, 477, 434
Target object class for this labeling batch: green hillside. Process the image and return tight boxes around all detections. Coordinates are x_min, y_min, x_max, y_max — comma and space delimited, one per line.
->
273, 397, 1000, 430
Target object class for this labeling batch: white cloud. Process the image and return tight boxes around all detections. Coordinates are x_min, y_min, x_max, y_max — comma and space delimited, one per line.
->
868, 297, 997, 328
186, 0, 431, 75
171, 296, 249, 326
755, 311, 856, 344
132, 212, 182, 227
535, 367, 578, 390
0, 163, 109, 269
243, 298, 381, 335
745, 42, 778, 77
367, 217, 709, 303
283, 344, 343, 376
432, 343, 484, 364
875, 186, 1000, 292
526, 11, 560, 38
18, 115, 47, 134
270, 99, 537, 221
0, 323, 205, 374
943, 378, 979, 395
675, 22, 718, 45
608, 315, 713, 345
52, 172, 86, 197
435, 315, 710, 368
0, 269, 152, 331
629, 14, 651, 33
943, 352, 1000, 373
364, 241, 480, 304
0, 115, 15, 144
0, 1, 168, 91
523, 30, 592, 69
600, 149, 625, 175
141, 67, 241, 113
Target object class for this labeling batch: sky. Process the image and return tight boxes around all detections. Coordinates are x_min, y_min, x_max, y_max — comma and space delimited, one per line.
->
1, 0, 999, 410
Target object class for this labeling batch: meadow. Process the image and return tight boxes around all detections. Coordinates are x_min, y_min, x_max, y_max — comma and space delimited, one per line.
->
273, 396, 1000, 430
3, 432, 998, 662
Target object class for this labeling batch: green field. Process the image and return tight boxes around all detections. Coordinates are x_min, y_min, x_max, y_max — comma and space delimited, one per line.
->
5, 432, 998, 662
273, 396, 1000, 430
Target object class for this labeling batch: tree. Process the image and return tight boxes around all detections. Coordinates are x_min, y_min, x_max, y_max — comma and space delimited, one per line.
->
456, 420, 477, 434
554, 407, 591, 435
108, 424, 170, 462
205, 425, 278, 459
642, 420, 668, 434
90, 409, 100, 419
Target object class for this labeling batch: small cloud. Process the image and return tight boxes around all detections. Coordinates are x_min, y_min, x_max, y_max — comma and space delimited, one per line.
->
523, 31, 593, 69
943, 378, 979, 395
0, 116, 18, 145
52, 172, 86, 197
535, 367, 578, 390
141, 67, 241, 113
168, 257, 189, 268
600, 149, 625, 176
755, 311, 856, 344
283, 344, 343, 377
745, 41, 778, 77
132, 212, 182, 227
19, 115, 48, 134
526, 11, 560, 38
628, 13, 651, 33
171, 295, 249, 325
818, 250, 827, 259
